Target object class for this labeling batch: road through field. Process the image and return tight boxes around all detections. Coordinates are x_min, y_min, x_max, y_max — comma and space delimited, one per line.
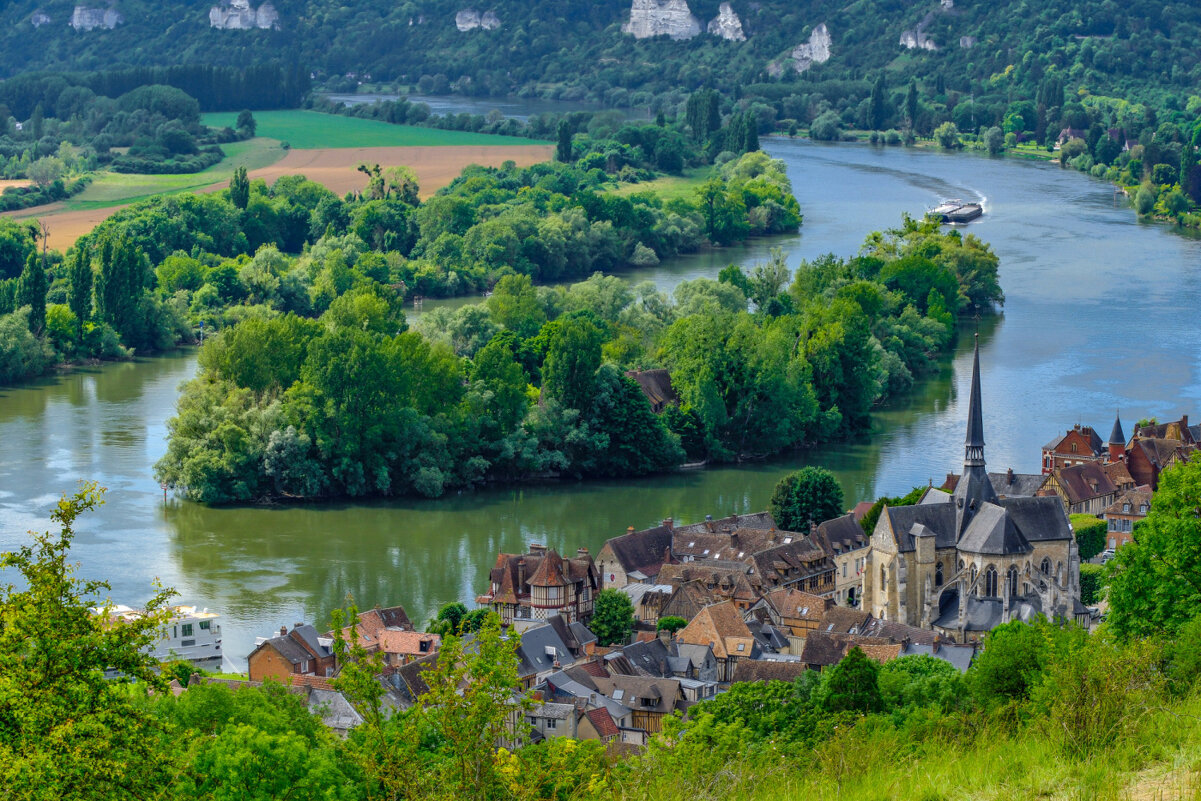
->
3, 143, 552, 252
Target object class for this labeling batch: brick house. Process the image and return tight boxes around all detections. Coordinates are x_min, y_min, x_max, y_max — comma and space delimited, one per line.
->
1102, 489, 1153, 550
1041, 424, 1106, 474
477, 544, 600, 624
247, 623, 337, 682
1044, 462, 1119, 515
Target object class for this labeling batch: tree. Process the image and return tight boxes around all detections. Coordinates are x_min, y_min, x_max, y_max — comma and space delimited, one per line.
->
590, 588, 634, 646
67, 245, 92, 341
966, 618, 1052, 706
905, 79, 919, 130
657, 615, 687, 633
821, 646, 882, 714
934, 122, 961, 149
429, 601, 468, 634
1079, 563, 1104, 605
555, 119, 572, 163
0, 483, 175, 798
486, 274, 546, 338
869, 74, 887, 130
26, 156, 64, 188
1070, 513, 1106, 561
1107, 454, 1201, 638
15, 250, 46, 335
984, 126, 1005, 156
769, 466, 845, 532
541, 315, 602, 412
236, 109, 257, 137
229, 165, 250, 210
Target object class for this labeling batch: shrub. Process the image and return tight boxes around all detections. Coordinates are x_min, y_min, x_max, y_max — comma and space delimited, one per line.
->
1079, 563, 1105, 605
1071, 514, 1107, 561
934, 122, 960, 149
810, 111, 842, 142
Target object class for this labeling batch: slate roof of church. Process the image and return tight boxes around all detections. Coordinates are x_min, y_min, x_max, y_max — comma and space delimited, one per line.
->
880, 495, 1070, 554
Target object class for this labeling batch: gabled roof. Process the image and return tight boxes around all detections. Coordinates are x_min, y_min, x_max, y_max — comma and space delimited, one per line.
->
584, 707, 620, 739
377, 630, 439, 656
482, 547, 599, 605
1042, 425, 1105, 456
731, 660, 811, 683
395, 652, 438, 699
676, 601, 755, 660
528, 550, 569, 587
1102, 488, 1154, 517
591, 675, 683, 715
1102, 461, 1135, 488
624, 369, 678, 411
1054, 462, 1118, 505
877, 495, 1070, 553
986, 470, 1047, 498
517, 624, 576, 678
957, 502, 1033, 556
1132, 437, 1189, 469
251, 632, 315, 666
1133, 416, 1195, 445
600, 524, 674, 580
614, 639, 674, 678
357, 605, 412, 635
813, 513, 868, 555
761, 587, 831, 624
817, 606, 871, 635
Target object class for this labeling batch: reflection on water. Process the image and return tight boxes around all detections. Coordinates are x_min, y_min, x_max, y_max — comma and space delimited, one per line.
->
2, 141, 1201, 668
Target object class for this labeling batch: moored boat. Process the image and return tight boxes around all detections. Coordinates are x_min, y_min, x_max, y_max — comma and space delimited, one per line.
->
94, 604, 224, 670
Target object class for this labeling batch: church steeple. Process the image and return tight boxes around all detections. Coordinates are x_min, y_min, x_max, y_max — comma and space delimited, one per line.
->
1108, 410, 1125, 463
953, 334, 998, 539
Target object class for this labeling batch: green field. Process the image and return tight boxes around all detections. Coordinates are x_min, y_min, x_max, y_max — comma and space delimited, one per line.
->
606, 167, 711, 202
65, 138, 289, 211
202, 110, 543, 149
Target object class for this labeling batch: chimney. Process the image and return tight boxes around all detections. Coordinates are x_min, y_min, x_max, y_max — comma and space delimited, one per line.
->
577, 547, 589, 559
810, 521, 818, 536
658, 628, 671, 646
279, 626, 287, 637
663, 517, 674, 531
530, 543, 547, 555
1007, 467, 1014, 485
626, 526, 635, 536
517, 557, 527, 589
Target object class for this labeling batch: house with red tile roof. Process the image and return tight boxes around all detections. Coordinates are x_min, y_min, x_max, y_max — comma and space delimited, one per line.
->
476, 544, 600, 624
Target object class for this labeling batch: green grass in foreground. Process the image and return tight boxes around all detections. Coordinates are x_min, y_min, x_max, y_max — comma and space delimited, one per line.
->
606, 167, 712, 201
64, 138, 289, 211
202, 109, 544, 149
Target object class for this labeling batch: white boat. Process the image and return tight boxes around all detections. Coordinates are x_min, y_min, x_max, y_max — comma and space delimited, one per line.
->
94, 604, 224, 670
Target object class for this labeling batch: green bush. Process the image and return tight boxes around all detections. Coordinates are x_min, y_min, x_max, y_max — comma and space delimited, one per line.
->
1079, 563, 1105, 605
1071, 514, 1106, 561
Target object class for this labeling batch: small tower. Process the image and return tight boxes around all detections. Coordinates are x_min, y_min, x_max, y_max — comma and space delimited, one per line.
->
1108, 410, 1125, 463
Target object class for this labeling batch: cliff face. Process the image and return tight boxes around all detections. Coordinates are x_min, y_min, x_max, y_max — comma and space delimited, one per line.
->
706, 2, 745, 42
622, 0, 701, 41
209, 0, 279, 30
456, 9, 500, 31
787, 22, 831, 73
70, 6, 123, 30
30, 10, 51, 27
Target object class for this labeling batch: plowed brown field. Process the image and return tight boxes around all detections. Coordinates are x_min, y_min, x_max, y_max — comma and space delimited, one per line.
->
3, 144, 552, 252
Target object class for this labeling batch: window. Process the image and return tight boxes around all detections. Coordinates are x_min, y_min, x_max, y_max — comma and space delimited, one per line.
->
546, 718, 557, 730
1071, 443, 1078, 453
983, 566, 998, 597
1140, 504, 1148, 514
199, 620, 210, 631
842, 563, 847, 578
181, 623, 193, 637
1123, 503, 1130, 512
935, 562, 943, 587
1109, 538, 1116, 549
880, 564, 887, 589
1007, 566, 1019, 598
300, 660, 309, 673
181, 639, 195, 647
1040, 558, 1051, 576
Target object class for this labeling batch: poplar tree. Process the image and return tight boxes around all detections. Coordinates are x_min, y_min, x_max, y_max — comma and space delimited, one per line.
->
67, 245, 92, 340
15, 251, 46, 335
906, 79, 919, 131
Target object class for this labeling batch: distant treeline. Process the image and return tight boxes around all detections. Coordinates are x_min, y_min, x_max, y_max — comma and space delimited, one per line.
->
0, 63, 308, 118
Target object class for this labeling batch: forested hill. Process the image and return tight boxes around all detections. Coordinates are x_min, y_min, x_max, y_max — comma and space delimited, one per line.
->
1, 1, 1198, 112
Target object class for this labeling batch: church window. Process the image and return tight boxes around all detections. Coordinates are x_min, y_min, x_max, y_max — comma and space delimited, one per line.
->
880, 564, 887, 588
1040, 558, 1051, 576
1071, 442, 1078, 453
1056, 562, 1063, 583
1007, 566, 1019, 598
983, 566, 998, 597
935, 562, 943, 587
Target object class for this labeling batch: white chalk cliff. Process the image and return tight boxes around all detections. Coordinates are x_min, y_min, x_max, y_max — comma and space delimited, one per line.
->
31, 10, 52, 27
209, 0, 279, 30
456, 10, 501, 31
70, 6, 123, 30
622, 0, 701, 41
787, 23, 832, 73
707, 3, 745, 42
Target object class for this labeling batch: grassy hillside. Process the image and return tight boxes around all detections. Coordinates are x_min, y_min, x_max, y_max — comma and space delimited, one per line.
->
201, 110, 543, 148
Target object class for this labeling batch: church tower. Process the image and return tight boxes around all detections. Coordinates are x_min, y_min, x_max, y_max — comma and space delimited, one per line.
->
953, 334, 998, 539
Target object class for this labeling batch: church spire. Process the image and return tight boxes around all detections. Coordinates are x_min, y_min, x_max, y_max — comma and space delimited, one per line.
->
964, 333, 985, 467
953, 333, 998, 539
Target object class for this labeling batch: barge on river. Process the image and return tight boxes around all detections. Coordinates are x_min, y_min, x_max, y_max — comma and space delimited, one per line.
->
931, 199, 983, 224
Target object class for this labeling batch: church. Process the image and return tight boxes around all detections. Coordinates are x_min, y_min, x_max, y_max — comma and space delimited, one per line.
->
863, 337, 1085, 641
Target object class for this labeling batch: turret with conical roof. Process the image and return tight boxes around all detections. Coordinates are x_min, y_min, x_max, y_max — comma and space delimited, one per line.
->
953, 334, 998, 539
1108, 410, 1125, 463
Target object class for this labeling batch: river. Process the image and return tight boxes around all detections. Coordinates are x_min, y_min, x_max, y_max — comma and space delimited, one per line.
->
2, 139, 1199, 669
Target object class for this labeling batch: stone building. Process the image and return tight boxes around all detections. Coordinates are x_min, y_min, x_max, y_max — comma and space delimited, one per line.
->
863, 338, 1083, 641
